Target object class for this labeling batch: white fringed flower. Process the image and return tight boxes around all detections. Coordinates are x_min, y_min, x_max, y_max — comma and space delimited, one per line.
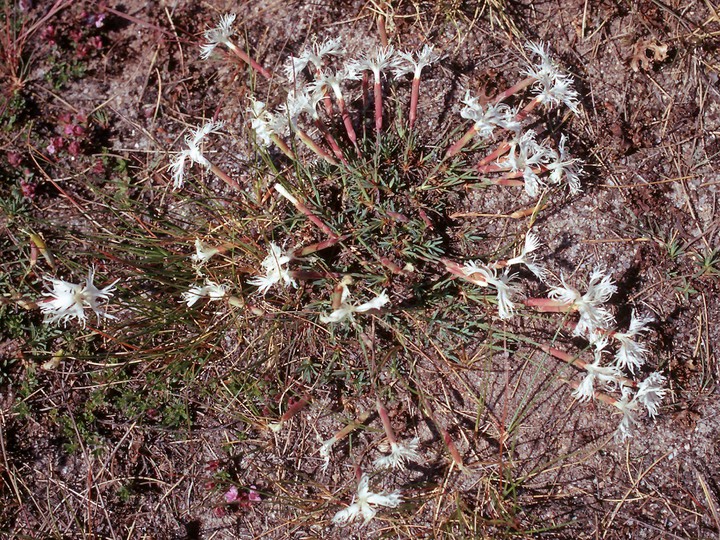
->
612, 373, 666, 440
525, 42, 555, 73
572, 350, 621, 402
279, 87, 318, 131
373, 438, 421, 470
460, 92, 517, 139
505, 230, 547, 280
613, 310, 653, 373
310, 69, 346, 101
462, 262, 519, 320
191, 239, 220, 266
181, 279, 227, 307
546, 134, 583, 194
505, 130, 553, 197
524, 42, 580, 113
332, 474, 402, 526
320, 284, 389, 323
319, 435, 338, 473
587, 329, 610, 352
248, 243, 296, 295
41, 267, 118, 326
549, 267, 617, 337
394, 44, 441, 79
613, 386, 641, 441
247, 97, 288, 147
285, 37, 345, 81
350, 45, 399, 81
534, 73, 580, 113
200, 13, 236, 60
288, 86, 325, 121
635, 371, 666, 417
170, 120, 224, 189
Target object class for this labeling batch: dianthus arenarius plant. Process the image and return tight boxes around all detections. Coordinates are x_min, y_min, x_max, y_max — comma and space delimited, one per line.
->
165, 15, 669, 524
190, 32, 587, 307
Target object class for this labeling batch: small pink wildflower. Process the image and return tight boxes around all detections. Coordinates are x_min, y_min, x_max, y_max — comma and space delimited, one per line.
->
224, 485, 262, 508
224, 485, 239, 503
7, 152, 23, 167
213, 506, 226, 518
247, 486, 261, 503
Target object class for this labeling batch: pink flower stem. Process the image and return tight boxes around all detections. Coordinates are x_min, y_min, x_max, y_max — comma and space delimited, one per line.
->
509, 203, 548, 219
376, 399, 397, 444
291, 196, 338, 239
226, 42, 271, 80
493, 76, 535, 104
209, 163, 240, 190
488, 177, 525, 187
524, 297, 574, 312
542, 344, 636, 388
445, 126, 478, 158
361, 72, 369, 112
331, 411, 371, 444
409, 77, 420, 129
441, 257, 468, 279
441, 257, 489, 287
540, 344, 587, 369
477, 162, 510, 174
337, 97, 357, 146
489, 165, 547, 181
442, 429, 464, 468
270, 135, 295, 160
516, 96, 541, 122
280, 395, 311, 422
322, 92, 334, 116
295, 128, 338, 165
476, 142, 511, 169
565, 379, 618, 406
330, 280, 346, 310
418, 208, 434, 228
462, 271, 489, 287
377, 13, 389, 47
297, 234, 349, 257
315, 75, 335, 117
374, 75, 383, 133
314, 119, 348, 164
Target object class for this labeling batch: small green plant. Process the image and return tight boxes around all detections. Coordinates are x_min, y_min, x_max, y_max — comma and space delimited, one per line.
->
694, 247, 720, 277
646, 225, 687, 261
672, 274, 699, 301
663, 231, 686, 261
44, 58, 87, 89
